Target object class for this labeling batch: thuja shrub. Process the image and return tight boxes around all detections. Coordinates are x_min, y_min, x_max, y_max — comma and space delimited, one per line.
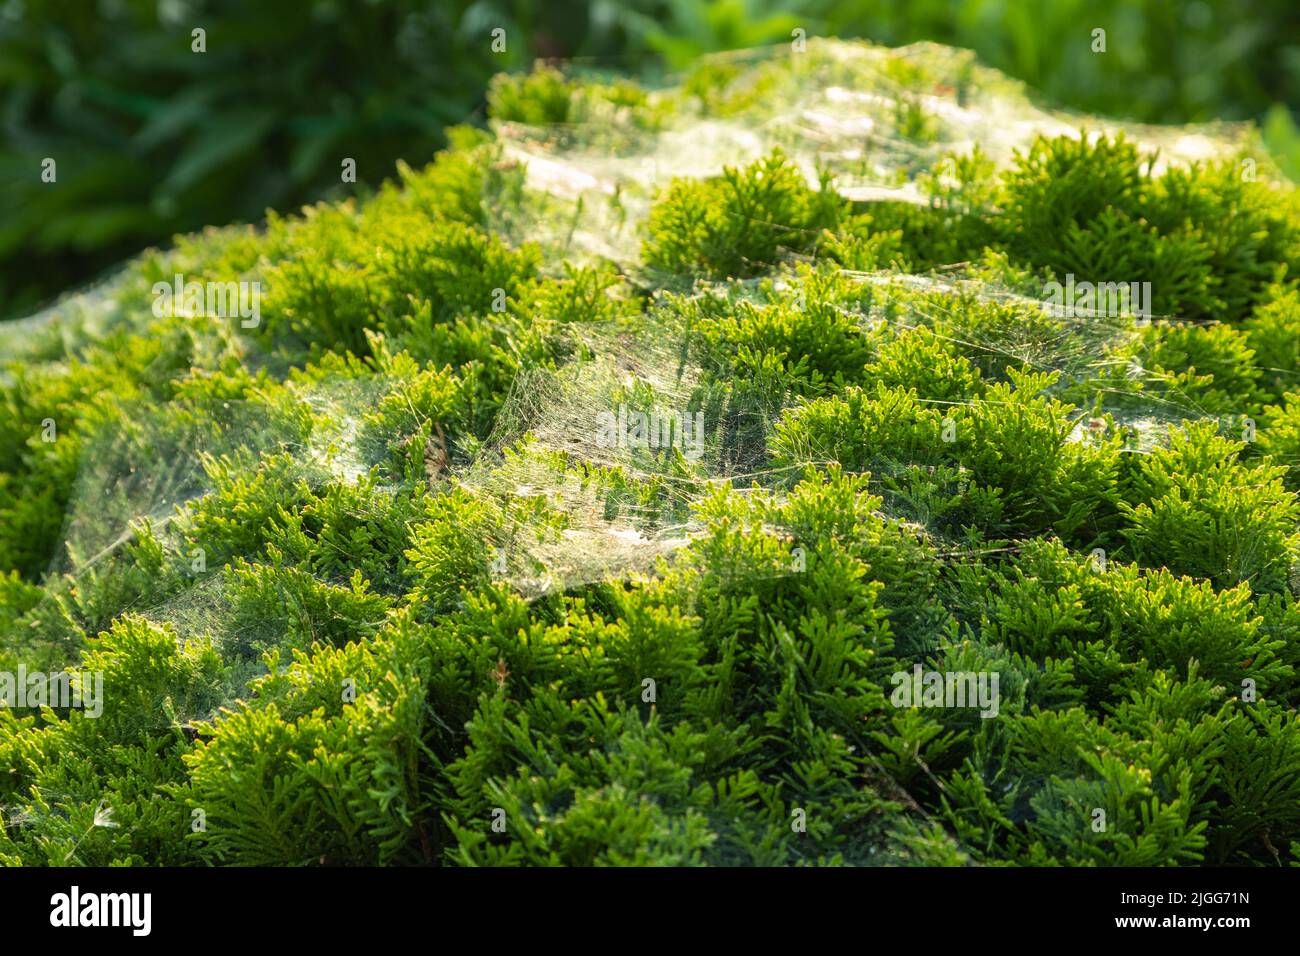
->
644, 149, 846, 278
1244, 286, 1300, 401
863, 131, 1300, 325
1128, 321, 1266, 415
1121, 422, 1300, 592
770, 367, 1123, 542
4, 41, 1300, 868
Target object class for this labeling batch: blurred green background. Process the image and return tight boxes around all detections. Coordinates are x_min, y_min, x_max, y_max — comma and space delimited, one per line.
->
3, 0, 1299, 321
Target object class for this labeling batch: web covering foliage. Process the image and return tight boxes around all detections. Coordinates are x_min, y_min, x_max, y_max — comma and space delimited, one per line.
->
1, 41, 1300, 867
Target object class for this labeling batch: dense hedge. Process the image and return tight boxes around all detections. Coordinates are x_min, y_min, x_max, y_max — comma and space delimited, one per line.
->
4, 42, 1300, 866
7, 0, 1300, 321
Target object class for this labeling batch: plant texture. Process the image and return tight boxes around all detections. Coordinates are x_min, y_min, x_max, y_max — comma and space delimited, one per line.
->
2, 41, 1300, 868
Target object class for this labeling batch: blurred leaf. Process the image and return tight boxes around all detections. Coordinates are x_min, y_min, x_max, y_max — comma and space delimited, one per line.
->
1263, 103, 1300, 182
133, 87, 220, 151
157, 107, 278, 200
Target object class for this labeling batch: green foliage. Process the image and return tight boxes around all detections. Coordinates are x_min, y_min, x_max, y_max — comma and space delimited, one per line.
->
992, 134, 1300, 321
0, 0, 635, 319
1258, 392, 1300, 490
7, 0, 1300, 321
1130, 322, 1265, 415
689, 271, 880, 396
6, 40, 1300, 870
1245, 286, 1300, 401
1121, 423, 1300, 592
770, 367, 1122, 543
644, 149, 845, 278
865, 327, 985, 403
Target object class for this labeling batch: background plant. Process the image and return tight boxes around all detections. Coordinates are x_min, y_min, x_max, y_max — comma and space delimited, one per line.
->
4, 0, 1300, 319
